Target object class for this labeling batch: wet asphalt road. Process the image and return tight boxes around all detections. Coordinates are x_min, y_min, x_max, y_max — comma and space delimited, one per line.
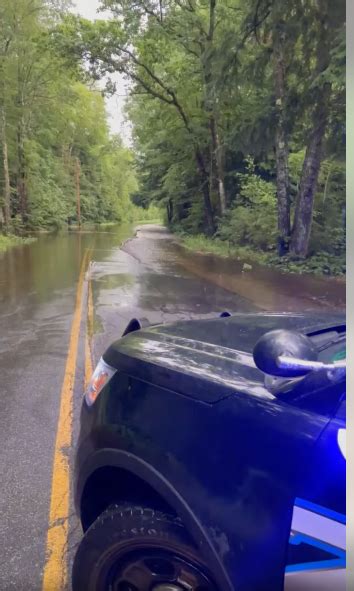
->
0, 224, 345, 590
89, 225, 256, 365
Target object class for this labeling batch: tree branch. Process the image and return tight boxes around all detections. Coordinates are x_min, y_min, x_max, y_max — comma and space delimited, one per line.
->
174, 0, 194, 13
140, 1, 162, 22
129, 71, 175, 105
117, 45, 177, 101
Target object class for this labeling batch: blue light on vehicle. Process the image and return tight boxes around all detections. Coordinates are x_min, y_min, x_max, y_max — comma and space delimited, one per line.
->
337, 428, 346, 460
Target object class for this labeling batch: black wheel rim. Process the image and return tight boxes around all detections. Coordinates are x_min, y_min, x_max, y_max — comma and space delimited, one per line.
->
106, 548, 216, 591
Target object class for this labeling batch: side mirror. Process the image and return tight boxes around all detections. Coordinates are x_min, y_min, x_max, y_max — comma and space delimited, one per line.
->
253, 329, 346, 378
253, 329, 318, 377
122, 317, 150, 337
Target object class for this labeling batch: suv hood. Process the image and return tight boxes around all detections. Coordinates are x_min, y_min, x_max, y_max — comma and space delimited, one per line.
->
103, 312, 345, 403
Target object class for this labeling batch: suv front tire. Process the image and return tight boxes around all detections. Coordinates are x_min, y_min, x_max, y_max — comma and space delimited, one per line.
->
72, 503, 217, 591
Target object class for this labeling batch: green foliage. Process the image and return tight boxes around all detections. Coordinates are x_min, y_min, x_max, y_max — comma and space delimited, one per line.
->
217, 159, 277, 250
1, 0, 344, 275
113, 0, 344, 274
132, 203, 163, 223
267, 252, 346, 276
0, 233, 36, 253
0, 0, 137, 233
181, 235, 345, 277
288, 152, 345, 256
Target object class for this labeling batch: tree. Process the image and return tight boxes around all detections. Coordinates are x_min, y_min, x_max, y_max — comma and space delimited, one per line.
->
53, 2, 245, 232
290, 0, 345, 257
249, 0, 345, 257
0, 0, 137, 232
0, 0, 15, 229
49, 0, 345, 269
272, 15, 291, 254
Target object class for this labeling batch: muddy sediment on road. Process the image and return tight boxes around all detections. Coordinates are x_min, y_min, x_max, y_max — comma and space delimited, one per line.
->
129, 225, 345, 313
175, 247, 345, 312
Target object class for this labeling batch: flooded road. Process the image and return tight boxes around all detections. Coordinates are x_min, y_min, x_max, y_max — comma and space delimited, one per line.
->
0, 224, 345, 590
0, 225, 133, 590
175, 244, 345, 313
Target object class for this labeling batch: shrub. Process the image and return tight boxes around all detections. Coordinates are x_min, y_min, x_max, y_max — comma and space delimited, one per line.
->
217, 157, 277, 250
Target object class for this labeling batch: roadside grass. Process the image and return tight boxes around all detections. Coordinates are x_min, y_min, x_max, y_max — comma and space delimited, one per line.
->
0, 233, 36, 253
68, 219, 163, 230
68, 205, 164, 230
134, 218, 163, 226
180, 234, 269, 263
180, 234, 345, 277
94, 221, 117, 229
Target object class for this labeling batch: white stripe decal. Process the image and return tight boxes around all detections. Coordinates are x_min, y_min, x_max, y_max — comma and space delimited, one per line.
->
338, 428, 346, 459
291, 506, 346, 551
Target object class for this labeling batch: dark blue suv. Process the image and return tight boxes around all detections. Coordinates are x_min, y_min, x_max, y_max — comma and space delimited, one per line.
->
73, 312, 346, 591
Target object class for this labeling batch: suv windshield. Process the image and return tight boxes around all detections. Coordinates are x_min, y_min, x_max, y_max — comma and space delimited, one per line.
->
317, 333, 346, 363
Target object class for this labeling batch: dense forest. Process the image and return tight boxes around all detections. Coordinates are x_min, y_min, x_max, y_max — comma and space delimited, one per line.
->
1, 0, 345, 275
0, 0, 138, 235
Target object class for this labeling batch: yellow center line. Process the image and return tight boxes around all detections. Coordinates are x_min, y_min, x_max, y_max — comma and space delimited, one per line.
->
85, 268, 94, 389
42, 248, 92, 591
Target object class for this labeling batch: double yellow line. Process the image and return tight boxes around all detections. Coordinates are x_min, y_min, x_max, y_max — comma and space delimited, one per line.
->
42, 249, 92, 591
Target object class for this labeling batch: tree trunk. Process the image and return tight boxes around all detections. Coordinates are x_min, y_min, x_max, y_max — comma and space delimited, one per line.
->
195, 147, 216, 234
172, 100, 216, 233
169, 86, 216, 234
273, 23, 291, 255
210, 115, 226, 215
166, 199, 173, 224
290, 89, 330, 257
0, 40, 12, 230
215, 127, 226, 214
75, 157, 81, 226
202, 0, 226, 219
17, 114, 28, 225
290, 0, 331, 258
0, 104, 11, 229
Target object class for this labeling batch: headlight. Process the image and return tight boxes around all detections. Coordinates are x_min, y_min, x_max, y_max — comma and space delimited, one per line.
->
85, 357, 116, 406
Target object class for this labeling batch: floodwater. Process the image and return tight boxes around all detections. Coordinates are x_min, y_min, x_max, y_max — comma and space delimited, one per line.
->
0, 224, 345, 336
174, 242, 345, 313
0, 223, 345, 590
